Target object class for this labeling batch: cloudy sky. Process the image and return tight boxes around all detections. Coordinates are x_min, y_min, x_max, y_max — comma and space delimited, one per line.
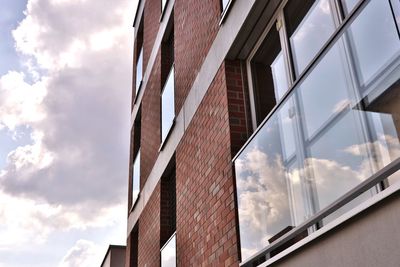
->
0, 0, 137, 266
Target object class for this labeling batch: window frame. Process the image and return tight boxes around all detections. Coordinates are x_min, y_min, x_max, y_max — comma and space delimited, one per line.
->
135, 46, 144, 101
239, 0, 400, 264
160, 232, 177, 267
220, 0, 234, 24
131, 148, 141, 210
160, 65, 175, 150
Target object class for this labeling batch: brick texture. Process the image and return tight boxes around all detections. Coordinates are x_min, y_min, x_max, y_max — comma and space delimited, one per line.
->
143, 0, 161, 71
138, 183, 161, 267
175, 63, 240, 267
140, 50, 161, 188
174, 0, 221, 113
225, 60, 253, 156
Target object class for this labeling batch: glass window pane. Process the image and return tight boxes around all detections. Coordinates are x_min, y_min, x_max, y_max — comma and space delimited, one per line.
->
136, 48, 143, 93
162, 0, 167, 11
251, 25, 289, 124
308, 110, 374, 211
299, 43, 352, 138
236, 0, 400, 262
161, 234, 176, 267
341, 0, 360, 15
235, 95, 304, 261
161, 66, 175, 142
271, 52, 290, 102
288, 0, 337, 76
346, 0, 400, 89
222, 0, 230, 11
132, 150, 140, 205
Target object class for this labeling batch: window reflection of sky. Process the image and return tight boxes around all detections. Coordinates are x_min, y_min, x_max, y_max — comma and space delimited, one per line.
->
290, 0, 336, 76
132, 149, 140, 204
161, 234, 176, 267
237, 0, 400, 262
347, 0, 400, 87
161, 67, 175, 142
136, 48, 143, 92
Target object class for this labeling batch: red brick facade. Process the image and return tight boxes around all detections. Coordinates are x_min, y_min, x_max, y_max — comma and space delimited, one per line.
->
127, 1, 250, 266
176, 63, 240, 266
138, 183, 161, 267
174, 0, 221, 113
140, 51, 161, 187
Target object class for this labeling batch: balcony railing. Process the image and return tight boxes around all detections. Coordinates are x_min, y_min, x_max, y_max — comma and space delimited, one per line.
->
234, 0, 400, 265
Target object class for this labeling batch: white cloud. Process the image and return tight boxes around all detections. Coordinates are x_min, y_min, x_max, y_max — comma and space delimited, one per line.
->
5, 130, 54, 172
0, 71, 47, 131
58, 239, 103, 267
0, 187, 125, 250
0, 0, 136, 263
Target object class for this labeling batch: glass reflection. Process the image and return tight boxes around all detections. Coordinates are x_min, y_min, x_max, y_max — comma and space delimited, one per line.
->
236, 0, 400, 262
132, 149, 140, 205
136, 48, 143, 92
161, 234, 176, 267
222, 0, 230, 11
271, 52, 290, 101
235, 96, 300, 261
341, 0, 360, 14
346, 0, 400, 88
289, 0, 336, 76
299, 43, 352, 138
161, 67, 175, 142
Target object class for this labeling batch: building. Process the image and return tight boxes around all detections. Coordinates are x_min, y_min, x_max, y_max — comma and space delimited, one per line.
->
126, 0, 400, 266
100, 245, 126, 267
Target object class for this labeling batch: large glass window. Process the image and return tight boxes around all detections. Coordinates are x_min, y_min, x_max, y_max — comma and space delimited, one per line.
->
221, 0, 230, 12
132, 149, 140, 206
250, 25, 289, 124
161, 0, 167, 12
285, 0, 337, 76
161, 66, 175, 143
136, 47, 143, 93
161, 234, 176, 267
238, 0, 400, 264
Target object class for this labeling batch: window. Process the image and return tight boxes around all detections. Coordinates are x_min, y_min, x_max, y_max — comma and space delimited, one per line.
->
160, 162, 176, 267
237, 0, 400, 264
131, 108, 141, 208
132, 149, 140, 206
161, 233, 176, 267
161, 21, 175, 144
161, 0, 167, 13
221, 0, 230, 11
161, 67, 175, 143
129, 225, 139, 267
136, 47, 143, 93
135, 19, 144, 95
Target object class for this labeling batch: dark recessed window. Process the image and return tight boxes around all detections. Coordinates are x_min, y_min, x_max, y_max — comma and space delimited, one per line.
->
161, 21, 175, 144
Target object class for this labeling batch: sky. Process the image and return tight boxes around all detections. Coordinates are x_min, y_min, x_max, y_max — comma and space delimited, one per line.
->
0, 0, 137, 266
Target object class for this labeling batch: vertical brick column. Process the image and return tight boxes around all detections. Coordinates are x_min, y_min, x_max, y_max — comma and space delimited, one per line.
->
174, 0, 221, 113
138, 183, 161, 267
141, 51, 162, 188
176, 64, 240, 266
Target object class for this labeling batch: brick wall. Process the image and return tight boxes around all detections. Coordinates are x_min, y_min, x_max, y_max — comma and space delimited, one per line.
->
143, 0, 161, 71
138, 183, 161, 267
140, 50, 162, 188
175, 63, 240, 266
225, 59, 253, 156
174, 0, 221, 113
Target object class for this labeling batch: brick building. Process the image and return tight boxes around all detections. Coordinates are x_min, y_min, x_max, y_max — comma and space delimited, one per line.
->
125, 0, 400, 266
